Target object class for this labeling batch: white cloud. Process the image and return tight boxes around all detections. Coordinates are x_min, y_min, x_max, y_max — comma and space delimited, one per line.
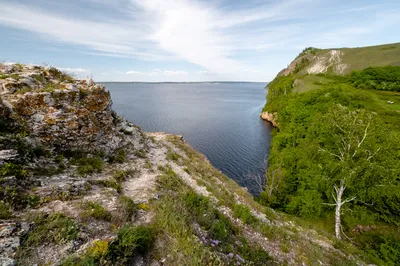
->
126, 70, 141, 75
126, 69, 188, 76
58, 67, 89, 73
2, 62, 17, 65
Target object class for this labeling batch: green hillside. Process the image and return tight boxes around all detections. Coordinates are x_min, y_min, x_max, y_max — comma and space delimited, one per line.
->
281, 42, 400, 94
261, 43, 400, 265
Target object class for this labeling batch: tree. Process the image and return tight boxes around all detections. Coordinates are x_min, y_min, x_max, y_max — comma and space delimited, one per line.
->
319, 104, 380, 239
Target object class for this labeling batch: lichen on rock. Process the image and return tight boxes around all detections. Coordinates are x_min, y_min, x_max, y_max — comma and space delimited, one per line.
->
1, 64, 124, 154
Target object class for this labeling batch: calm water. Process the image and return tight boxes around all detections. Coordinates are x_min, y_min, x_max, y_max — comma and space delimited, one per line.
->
104, 82, 272, 195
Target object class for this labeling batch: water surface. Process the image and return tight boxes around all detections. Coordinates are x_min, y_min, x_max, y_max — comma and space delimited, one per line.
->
104, 82, 272, 195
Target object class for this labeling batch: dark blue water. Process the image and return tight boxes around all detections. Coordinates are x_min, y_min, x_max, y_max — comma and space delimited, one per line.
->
103, 82, 272, 195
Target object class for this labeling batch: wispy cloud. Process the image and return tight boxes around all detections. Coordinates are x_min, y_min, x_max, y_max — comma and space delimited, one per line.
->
58, 67, 89, 73
126, 69, 189, 76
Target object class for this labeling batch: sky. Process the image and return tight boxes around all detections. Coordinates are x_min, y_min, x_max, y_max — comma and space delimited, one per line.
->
0, 0, 399, 82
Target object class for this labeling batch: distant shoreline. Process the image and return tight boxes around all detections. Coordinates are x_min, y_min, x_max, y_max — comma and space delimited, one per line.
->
100, 81, 269, 84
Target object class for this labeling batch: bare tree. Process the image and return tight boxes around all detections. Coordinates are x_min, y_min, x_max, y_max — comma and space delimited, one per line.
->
239, 156, 268, 195
319, 105, 379, 239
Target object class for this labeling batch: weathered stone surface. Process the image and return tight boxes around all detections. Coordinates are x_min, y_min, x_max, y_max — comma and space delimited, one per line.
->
0, 64, 124, 154
0, 222, 30, 266
0, 150, 18, 166
260, 111, 278, 127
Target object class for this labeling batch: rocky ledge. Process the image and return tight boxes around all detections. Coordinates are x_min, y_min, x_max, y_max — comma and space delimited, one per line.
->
0, 64, 130, 154
260, 111, 278, 127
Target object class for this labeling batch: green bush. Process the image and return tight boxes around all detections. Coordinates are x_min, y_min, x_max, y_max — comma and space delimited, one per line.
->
351, 66, 400, 91
81, 201, 112, 221
108, 149, 127, 164
119, 196, 137, 221
166, 150, 181, 161
26, 194, 41, 208
233, 204, 257, 225
210, 214, 235, 241
0, 201, 12, 219
356, 231, 400, 266
134, 149, 147, 159
107, 226, 154, 262
0, 163, 28, 179
93, 179, 122, 193
73, 156, 103, 176
113, 170, 129, 183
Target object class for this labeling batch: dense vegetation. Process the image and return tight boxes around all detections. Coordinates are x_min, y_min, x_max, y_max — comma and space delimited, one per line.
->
350, 66, 400, 91
261, 67, 400, 265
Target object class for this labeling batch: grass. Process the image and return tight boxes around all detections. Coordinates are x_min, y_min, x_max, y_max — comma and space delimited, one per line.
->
338, 43, 400, 72
61, 225, 154, 266
119, 196, 137, 222
166, 149, 181, 162
107, 148, 126, 163
165, 135, 368, 265
0, 201, 12, 219
233, 204, 257, 225
152, 165, 272, 265
301, 42, 400, 75
113, 169, 131, 182
18, 212, 80, 263
70, 156, 103, 177
81, 200, 112, 221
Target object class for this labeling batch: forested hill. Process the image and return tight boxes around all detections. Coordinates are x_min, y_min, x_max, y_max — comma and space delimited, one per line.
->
260, 43, 400, 265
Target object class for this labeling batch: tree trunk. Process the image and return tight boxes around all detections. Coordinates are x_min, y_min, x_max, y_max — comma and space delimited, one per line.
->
335, 185, 345, 239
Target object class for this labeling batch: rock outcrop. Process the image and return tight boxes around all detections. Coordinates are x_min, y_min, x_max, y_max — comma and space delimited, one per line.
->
260, 111, 278, 127
0, 64, 121, 154
278, 49, 349, 77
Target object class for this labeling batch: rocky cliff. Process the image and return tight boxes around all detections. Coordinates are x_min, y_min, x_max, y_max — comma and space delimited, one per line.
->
0, 64, 369, 266
0, 64, 129, 154
260, 111, 278, 127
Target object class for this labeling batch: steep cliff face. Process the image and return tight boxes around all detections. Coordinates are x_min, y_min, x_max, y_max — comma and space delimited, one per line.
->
0, 64, 122, 153
278, 49, 348, 77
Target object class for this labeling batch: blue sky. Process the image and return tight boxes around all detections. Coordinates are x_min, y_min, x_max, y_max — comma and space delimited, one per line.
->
0, 0, 399, 82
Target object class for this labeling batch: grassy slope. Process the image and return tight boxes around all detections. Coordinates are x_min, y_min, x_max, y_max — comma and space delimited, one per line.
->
293, 42, 400, 93
292, 43, 400, 115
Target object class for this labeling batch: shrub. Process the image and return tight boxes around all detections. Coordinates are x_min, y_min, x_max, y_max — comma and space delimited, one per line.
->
0, 163, 28, 179
0, 201, 12, 219
107, 226, 154, 263
350, 66, 400, 91
355, 231, 400, 266
79, 88, 89, 100
119, 196, 137, 221
108, 149, 127, 164
134, 149, 147, 159
94, 179, 123, 193
26, 194, 41, 208
233, 204, 257, 225
81, 201, 112, 221
144, 159, 152, 170
24, 213, 79, 246
113, 170, 129, 183
210, 215, 234, 241
73, 156, 103, 177
166, 150, 180, 161
87, 240, 109, 259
